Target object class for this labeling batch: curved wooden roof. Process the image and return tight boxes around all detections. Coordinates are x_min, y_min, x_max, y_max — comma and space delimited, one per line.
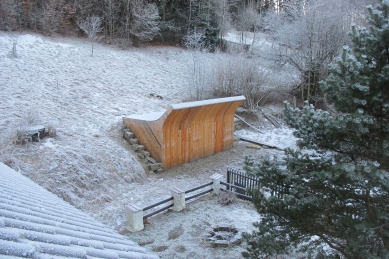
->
123, 96, 245, 169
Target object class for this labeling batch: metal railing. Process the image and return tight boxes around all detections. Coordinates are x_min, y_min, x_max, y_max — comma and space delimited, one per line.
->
185, 182, 213, 202
226, 167, 288, 200
143, 197, 174, 220
220, 181, 253, 201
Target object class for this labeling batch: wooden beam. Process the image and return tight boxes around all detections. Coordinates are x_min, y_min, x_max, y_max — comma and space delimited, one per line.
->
239, 136, 283, 151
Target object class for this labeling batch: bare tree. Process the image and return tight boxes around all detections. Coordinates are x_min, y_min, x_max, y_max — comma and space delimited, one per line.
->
182, 29, 210, 100
130, 0, 159, 46
263, 0, 378, 106
212, 0, 237, 46
268, 0, 356, 105
182, 28, 207, 52
120, 0, 131, 46
102, 0, 120, 44
77, 16, 103, 56
237, 2, 261, 46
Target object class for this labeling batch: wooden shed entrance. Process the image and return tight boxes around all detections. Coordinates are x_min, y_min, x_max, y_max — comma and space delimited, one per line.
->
122, 96, 245, 169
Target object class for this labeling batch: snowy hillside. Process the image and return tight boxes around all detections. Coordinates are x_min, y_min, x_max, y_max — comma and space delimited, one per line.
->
0, 31, 205, 207
0, 31, 298, 258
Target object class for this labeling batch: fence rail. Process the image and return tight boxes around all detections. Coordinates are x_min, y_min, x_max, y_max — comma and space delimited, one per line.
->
144, 203, 174, 219
143, 197, 173, 211
185, 182, 213, 194
185, 188, 213, 201
143, 196, 174, 220
220, 186, 253, 201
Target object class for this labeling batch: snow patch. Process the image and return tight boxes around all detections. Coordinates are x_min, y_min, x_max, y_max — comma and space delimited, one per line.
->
236, 127, 299, 150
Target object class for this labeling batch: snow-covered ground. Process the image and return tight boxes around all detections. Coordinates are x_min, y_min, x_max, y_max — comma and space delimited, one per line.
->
0, 31, 298, 258
224, 29, 273, 48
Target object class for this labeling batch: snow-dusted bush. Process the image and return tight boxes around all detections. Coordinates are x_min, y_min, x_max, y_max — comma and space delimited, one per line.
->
11, 110, 42, 144
218, 190, 237, 206
211, 56, 270, 109
45, 124, 56, 138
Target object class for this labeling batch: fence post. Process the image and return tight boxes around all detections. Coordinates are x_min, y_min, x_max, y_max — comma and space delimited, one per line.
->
126, 203, 144, 232
210, 173, 224, 195
171, 187, 185, 211
226, 169, 230, 191
12, 42, 17, 58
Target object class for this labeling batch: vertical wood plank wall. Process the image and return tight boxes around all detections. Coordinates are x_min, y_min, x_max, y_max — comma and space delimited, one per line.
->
123, 96, 245, 169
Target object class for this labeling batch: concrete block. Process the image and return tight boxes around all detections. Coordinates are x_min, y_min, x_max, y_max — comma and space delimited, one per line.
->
126, 203, 144, 232
210, 173, 224, 195
171, 187, 186, 211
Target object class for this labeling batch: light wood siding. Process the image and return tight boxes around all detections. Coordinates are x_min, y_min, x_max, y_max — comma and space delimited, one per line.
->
123, 96, 245, 169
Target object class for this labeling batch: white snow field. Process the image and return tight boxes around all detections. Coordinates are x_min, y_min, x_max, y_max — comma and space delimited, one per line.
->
0, 31, 298, 258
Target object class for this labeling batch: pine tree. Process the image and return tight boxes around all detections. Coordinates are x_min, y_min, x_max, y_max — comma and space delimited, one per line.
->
242, 1, 389, 258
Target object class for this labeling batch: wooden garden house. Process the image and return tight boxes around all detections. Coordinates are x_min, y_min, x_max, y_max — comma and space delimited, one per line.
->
122, 96, 245, 169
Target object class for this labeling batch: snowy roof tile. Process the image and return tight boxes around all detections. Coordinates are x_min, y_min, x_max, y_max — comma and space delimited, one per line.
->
0, 162, 159, 259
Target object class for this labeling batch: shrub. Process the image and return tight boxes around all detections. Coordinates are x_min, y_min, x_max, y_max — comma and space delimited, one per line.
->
45, 124, 57, 138
211, 56, 269, 109
218, 190, 237, 206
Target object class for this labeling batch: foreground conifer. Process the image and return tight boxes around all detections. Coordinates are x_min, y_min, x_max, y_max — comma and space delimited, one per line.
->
243, 1, 389, 258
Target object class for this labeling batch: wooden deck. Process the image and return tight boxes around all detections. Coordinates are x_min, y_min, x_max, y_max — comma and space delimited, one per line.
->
123, 96, 245, 169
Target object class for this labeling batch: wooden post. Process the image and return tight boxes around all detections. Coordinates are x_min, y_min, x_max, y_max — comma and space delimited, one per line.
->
171, 187, 185, 211
293, 96, 296, 109
126, 203, 144, 232
12, 42, 17, 58
210, 173, 224, 195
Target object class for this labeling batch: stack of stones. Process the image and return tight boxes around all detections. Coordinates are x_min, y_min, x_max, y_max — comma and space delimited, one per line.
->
234, 117, 243, 130
205, 224, 242, 247
122, 127, 164, 174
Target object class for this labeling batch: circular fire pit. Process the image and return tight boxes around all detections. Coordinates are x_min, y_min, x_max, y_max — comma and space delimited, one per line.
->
206, 224, 242, 247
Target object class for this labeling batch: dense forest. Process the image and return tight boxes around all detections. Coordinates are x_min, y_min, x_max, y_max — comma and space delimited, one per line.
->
0, 0, 282, 45
0, 0, 373, 47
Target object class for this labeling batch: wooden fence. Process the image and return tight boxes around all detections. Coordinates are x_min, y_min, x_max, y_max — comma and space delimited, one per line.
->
127, 174, 220, 232
126, 171, 288, 232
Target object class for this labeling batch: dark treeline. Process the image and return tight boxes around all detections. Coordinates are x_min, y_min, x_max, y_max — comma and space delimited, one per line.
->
0, 0, 302, 47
